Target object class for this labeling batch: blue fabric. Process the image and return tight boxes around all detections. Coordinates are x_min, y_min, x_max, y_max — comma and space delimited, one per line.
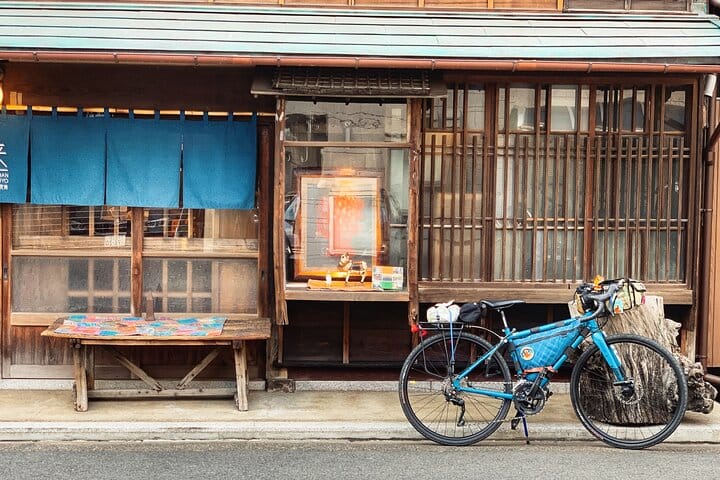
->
30, 115, 106, 206
106, 118, 181, 208
182, 116, 257, 209
0, 113, 30, 203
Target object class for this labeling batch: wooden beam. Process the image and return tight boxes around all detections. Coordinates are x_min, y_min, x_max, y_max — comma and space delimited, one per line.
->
175, 347, 222, 390
408, 99, 422, 326
1, 205, 12, 378
105, 345, 163, 391
273, 97, 289, 325
233, 340, 248, 411
130, 208, 144, 317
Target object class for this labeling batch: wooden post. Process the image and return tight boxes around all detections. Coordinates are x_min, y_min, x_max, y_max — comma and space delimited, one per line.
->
233, 340, 248, 411
407, 99, 422, 328
72, 341, 88, 412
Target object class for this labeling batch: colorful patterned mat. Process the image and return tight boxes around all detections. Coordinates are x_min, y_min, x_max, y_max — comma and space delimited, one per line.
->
54, 315, 227, 337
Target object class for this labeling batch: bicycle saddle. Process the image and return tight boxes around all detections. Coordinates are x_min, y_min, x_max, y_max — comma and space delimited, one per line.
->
480, 299, 525, 311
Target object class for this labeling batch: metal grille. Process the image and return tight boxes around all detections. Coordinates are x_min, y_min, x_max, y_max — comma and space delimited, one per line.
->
273, 68, 431, 97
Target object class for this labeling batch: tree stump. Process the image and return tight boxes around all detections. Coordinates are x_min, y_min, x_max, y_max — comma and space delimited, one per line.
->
579, 296, 716, 422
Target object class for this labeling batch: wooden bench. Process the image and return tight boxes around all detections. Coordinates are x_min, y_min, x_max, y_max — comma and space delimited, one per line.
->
41, 316, 271, 412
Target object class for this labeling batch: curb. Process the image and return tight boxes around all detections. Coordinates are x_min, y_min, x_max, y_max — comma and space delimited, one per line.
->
0, 420, 716, 443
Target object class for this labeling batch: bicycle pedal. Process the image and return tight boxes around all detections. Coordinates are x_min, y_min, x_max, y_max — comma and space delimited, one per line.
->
510, 417, 521, 430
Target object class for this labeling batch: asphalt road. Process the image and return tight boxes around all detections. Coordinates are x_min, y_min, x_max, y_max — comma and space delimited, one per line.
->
0, 440, 716, 480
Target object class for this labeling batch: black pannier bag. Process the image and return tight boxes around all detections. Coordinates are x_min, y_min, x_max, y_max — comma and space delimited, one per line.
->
459, 302, 486, 324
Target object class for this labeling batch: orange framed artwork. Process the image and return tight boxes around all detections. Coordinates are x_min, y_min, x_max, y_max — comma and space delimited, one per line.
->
294, 173, 382, 280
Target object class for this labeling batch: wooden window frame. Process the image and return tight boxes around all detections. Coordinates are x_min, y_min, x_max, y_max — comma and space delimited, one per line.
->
6, 205, 259, 327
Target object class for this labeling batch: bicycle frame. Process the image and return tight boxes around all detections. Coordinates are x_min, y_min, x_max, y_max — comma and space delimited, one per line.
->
446, 310, 627, 401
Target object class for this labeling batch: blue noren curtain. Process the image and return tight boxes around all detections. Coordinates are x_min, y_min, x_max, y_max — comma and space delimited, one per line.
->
106, 118, 182, 208
0, 113, 30, 203
182, 116, 257, 210
30, 115, 106, 206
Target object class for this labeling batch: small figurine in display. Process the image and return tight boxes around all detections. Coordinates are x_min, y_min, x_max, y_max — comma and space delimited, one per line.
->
338, 252, 367, 285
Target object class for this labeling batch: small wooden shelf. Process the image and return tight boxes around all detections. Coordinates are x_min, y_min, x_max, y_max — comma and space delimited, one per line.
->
284, 284, 408, 302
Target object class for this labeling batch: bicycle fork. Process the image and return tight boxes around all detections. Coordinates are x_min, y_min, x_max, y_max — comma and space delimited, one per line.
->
591, 331, 633, 392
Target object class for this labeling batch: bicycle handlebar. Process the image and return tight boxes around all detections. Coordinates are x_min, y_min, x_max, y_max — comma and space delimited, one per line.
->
582, 282, 620, 320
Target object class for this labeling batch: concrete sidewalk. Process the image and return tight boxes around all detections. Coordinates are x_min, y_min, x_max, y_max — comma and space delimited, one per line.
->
0, 385, 718, 444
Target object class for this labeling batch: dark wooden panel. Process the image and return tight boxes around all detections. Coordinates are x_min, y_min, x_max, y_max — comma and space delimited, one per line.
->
3, 63, 275, 112
282, 302, 344, 362
349, 302, 412, 362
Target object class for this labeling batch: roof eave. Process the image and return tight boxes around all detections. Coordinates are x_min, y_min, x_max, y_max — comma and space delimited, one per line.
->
2, 50, 720, 74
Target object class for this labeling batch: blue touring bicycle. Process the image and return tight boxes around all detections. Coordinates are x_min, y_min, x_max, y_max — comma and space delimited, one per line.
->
399, 279, 688, 449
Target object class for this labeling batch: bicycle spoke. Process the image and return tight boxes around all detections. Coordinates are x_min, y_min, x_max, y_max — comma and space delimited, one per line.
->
570, 334, 687, 449
399, 332, 512, 446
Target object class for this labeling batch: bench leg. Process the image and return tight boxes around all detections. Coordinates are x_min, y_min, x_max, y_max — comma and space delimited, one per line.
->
233, 340, 248, 411
72, 342, 88, 412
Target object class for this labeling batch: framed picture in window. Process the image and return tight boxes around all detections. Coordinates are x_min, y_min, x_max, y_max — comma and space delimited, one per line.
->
293, 172, 382, 280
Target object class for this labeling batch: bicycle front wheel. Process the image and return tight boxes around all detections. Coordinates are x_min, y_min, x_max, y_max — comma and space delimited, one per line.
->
399, 331, 512, 446
570, 333, 688, 449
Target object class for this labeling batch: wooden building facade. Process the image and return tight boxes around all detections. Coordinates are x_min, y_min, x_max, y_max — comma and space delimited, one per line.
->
1, 1, 720, 389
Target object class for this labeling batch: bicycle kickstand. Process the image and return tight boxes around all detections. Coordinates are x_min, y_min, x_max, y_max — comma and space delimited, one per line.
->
510, 410, 530, 445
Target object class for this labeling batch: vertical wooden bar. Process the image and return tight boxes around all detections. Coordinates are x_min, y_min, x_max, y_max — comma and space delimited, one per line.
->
428, 135, 437, 280
665, 137, 674, 281
273, 98, 288, 325
583, 88, 597, 279
550, 135, 560, 280
449, 86, 458, 280
72, 342, 88, 412
258, 121, 280, 381
458, 86, 468, 280
343, 302, 350, 364
418, 100, 427, 282
676, 137, 685, 279
629, 135, 646, 278
511, 132, 521, 280
408, 98, 422, 327
470, 136, 479, 280
439, 134, 447, 279
520, 136, 529, 280
130, 207, 144, 317
574, 134, 583, 280
233, 340, 248, 411
0, 205, 9, 378
562, 134, 570, 282
86, 345, 95, 391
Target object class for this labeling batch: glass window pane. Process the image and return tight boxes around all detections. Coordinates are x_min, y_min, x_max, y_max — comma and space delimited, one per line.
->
508, 86, 537, 131
283, 98, 409, 289
285, 101, 407, 142
143, 258, 257, 314
466, 86, 485, 130
550, 85, 578, 132
12, 256, 130, 313
662, 87, 688, 131
143, 208, 258, 254
12, 205, 131, 251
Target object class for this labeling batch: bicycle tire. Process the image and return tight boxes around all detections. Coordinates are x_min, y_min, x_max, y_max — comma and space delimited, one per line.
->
399, 331, 513, 446
570, 333, 688, 449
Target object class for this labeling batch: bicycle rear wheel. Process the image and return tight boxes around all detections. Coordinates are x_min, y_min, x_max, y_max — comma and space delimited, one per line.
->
570, 333, 688, 449
399, 330, 512, 446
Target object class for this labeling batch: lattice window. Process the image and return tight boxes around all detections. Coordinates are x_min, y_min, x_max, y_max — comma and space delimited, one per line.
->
421, 81, 694, 284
